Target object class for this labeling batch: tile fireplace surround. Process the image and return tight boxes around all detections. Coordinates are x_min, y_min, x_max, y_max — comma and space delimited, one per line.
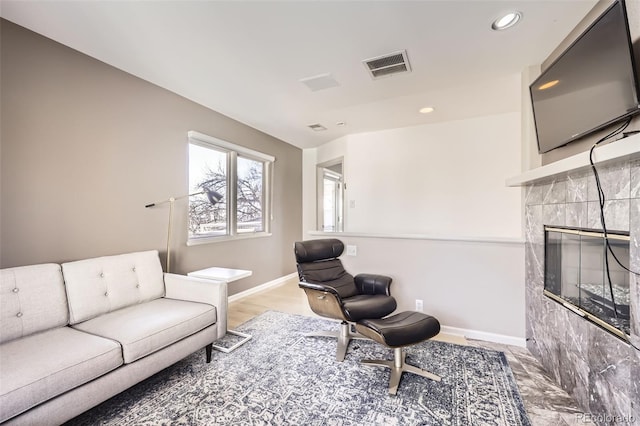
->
509, 135, 639, 424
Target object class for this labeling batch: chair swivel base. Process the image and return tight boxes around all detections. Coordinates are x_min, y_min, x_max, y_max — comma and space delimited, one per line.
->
305, 320, 367, 361
362, 347, 441, 395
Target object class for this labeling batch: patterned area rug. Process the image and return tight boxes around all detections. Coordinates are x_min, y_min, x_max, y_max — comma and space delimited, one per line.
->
68, 311, 531, 425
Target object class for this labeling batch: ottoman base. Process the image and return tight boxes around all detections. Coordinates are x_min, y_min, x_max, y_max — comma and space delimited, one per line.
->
356, 311, 442, 395
362, 347, 441, 395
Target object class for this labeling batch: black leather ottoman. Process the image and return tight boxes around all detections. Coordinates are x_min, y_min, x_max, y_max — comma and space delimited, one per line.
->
356, 311, 442, 395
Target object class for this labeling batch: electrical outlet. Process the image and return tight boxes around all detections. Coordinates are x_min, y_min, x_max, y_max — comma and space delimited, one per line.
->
415, 299, 424, 312
346, 245, 357, 256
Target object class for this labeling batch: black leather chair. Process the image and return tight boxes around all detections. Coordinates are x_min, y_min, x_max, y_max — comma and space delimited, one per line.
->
294, 238, 397, 361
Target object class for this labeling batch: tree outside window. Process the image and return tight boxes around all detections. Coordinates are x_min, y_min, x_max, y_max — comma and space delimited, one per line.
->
187, 132, 272, 242
188, 144, 227, 237
237, 156, 264, 233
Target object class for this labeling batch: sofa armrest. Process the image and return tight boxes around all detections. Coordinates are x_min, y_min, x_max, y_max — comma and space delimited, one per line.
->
164, 273, 228, 340
354, 273, 392, 296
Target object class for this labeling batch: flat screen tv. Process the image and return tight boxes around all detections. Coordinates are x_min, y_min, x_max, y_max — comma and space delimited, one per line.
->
530, 0, 640, 154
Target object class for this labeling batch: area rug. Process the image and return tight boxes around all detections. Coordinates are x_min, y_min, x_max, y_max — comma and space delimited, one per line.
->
68, 311, 531, 425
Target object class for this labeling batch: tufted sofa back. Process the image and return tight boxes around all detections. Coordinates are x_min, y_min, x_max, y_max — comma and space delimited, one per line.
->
0, 264, 69, 344
62, 250, 165, 324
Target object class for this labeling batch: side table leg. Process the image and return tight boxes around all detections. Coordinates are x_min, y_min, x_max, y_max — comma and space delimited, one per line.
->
212, 329, 252, 353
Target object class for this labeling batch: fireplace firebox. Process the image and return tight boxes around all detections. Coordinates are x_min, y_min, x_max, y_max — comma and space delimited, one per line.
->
543, 226, 630, 341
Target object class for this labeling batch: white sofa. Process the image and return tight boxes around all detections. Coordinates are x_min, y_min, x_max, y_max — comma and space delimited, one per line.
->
0, 250, 227, 425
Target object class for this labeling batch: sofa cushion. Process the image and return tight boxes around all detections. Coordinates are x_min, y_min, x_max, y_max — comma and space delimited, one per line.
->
62, 250, 165, 324
0, 327, 122, 423
72, 298, 216, 363
0, 264, 68, 344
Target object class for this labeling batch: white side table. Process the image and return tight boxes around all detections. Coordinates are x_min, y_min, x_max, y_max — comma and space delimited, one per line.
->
188, 267, 253, 353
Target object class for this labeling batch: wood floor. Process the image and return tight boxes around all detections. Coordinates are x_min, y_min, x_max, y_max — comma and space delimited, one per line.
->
229, 277, 470, 346
227, 276, 315, 329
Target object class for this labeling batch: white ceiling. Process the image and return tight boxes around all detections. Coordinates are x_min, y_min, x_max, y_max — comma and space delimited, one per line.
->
0, 0, 598, 149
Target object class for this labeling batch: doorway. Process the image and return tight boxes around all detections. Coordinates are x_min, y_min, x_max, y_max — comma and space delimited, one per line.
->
317, 159, 344, 232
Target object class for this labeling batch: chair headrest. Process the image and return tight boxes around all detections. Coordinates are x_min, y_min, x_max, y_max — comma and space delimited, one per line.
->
294, 239, 344, 263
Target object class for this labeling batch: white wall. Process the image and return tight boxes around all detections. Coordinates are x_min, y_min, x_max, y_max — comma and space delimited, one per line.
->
521, 65, 542, 172
302, 148, 320, 236
344, 113, 522, 238
304, 112, 523, 240
301, 111, 527, 343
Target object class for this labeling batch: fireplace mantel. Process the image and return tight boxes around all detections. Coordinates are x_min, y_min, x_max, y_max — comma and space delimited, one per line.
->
506, 132, 640, 187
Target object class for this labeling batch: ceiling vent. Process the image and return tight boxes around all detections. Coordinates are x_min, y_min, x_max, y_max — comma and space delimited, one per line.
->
363, 50, 411, 79
308, 124, 327, 132
300, 73, 340, 92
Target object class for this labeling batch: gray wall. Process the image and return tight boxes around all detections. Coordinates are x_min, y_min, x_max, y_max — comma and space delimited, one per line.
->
0, 20, 302, 294
335, 235, 525, 340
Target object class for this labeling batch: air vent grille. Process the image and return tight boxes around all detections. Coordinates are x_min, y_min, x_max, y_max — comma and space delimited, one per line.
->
363, 50, 411, 79
308, 124, 327, 132
365, 53, 405, 71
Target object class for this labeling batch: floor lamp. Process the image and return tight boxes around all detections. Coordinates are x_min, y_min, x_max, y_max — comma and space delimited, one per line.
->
145, 189, 222, 272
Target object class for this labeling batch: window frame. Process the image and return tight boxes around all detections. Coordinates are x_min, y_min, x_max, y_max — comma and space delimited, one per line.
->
187, 131, 274, 245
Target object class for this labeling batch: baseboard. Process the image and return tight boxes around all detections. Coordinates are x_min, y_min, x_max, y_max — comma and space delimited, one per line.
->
228, 272, 298, 303
440, 325, 526, 348
227, 276, 526, 348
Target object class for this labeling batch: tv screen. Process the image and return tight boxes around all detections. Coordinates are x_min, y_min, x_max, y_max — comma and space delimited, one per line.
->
530, 0, 640, 154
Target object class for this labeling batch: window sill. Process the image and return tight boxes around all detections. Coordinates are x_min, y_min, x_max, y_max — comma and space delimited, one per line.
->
187, 232, 272, 246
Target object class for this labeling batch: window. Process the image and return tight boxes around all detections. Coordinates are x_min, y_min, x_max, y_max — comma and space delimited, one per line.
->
317, 159, 344, 232
187, 131, 274, 244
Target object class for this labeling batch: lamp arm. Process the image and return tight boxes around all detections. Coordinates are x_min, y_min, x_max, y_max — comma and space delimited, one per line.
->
144, 191, 206, 208
144, 189, 222, 273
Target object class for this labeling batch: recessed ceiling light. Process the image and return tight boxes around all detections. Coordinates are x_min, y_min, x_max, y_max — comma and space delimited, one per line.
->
538, 80, 559, 90
491, 11, 522, 30
419, 107, 435, 114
